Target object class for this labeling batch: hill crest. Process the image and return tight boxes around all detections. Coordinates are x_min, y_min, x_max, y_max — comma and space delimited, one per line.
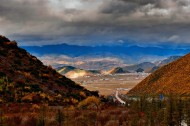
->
127, 53, 190, 95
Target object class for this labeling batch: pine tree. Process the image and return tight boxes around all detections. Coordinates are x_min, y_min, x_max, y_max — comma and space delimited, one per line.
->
184, 98, 190, 125
55, 109, 65, 126
167, 94, 174, 126
176, 98, 183, 126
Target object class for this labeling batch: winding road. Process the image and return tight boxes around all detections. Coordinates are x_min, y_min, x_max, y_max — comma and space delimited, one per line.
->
115, 90, 126, 105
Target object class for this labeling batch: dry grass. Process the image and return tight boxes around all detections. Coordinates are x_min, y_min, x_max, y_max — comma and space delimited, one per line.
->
128, 53, 190, 95
73, 74, 147, 95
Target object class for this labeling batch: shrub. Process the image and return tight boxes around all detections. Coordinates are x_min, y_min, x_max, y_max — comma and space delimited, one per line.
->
75, 116, 88, 126
97, 113, 110, 126
14, 59, 22, 66
105, 120, 119, 126
25, 116, 38, 126
30, 84, 42, 92
0, 50, 7, 56
5, 115, 22, 126
78, 96, 100, 110
0, 72, 6, 77
79, 91, 86, 98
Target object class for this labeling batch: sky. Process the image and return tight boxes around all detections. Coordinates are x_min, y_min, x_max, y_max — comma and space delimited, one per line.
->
1, 0, 190, 46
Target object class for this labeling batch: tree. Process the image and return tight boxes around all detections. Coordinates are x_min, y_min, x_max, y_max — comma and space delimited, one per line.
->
175, 98, 183, 126
55, 109, 65, 126
38, 105, 46, 126
184, 98, 190, 125
0, 77, 15, 102
78, 96, 100, 110
166, 94, 176, 126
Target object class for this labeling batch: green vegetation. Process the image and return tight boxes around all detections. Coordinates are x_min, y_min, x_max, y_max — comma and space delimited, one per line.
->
127, 94, 190, 126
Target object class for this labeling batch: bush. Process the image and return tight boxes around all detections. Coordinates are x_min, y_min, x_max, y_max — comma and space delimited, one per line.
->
0, 72, 6, 77
0, 50, 7, 56
25, 116, 38, 126
78, 96, 100, 110
30, 84, 42, 92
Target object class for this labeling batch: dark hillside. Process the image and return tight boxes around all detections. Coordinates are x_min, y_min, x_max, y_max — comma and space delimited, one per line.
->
0, 35, 97, 105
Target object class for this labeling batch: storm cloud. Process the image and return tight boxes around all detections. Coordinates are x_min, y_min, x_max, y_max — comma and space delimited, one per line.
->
1, 0, 190, 46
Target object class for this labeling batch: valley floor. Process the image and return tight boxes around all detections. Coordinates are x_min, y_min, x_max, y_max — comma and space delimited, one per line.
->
73, 73, 149, 95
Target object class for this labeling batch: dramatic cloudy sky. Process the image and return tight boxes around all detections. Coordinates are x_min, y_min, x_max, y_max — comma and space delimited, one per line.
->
1, 0, 190, 46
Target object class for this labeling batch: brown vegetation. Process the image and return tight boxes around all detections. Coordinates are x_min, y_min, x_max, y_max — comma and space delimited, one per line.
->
1, 94, 190, 126
0, 35, 97, 105
128, 53, 190, 95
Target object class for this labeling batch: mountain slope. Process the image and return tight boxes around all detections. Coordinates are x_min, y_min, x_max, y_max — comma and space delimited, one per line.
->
127, 53, 190, 95
146, 56, 181, 73
145, 66, 160, 73
56, 66, 95, 78
107, 67, 129, 74
158, 56, 181, 66
122, 62, 156, 73
56, 66, 98, 78
56, 66, 77, 74
0, 36, 96, 104
66, 70, 93, 78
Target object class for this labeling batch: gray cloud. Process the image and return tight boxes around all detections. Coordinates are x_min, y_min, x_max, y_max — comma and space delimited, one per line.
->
0, 0, 190, 46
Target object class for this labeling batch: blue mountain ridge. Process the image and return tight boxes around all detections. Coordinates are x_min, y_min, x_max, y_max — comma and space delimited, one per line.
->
21, 43, 190, 57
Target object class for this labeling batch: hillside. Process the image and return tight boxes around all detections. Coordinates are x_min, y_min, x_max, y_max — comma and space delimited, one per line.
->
56, 66, 100, 78
0, 36, 97, 104
145, 66, 160, 73
127, 53, 190, 95
56, 66, 77, 74
107, 67, 129, 74
158, 56, 181, 66
122, 62, 156, 73
66, 70, 93, 78
146, 56, 181, 73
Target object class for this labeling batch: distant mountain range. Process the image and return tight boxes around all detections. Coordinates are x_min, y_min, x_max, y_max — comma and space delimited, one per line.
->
22, 44, 189, 57
22, 43, 189, 70
106, 56, 181, 74
128, 53, 190, 95
56, 56, 181, 77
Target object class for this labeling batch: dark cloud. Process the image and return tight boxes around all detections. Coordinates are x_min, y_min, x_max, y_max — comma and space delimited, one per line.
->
0, 0, 49, 22
0, 0, 190, 46
121, 0, 157, 5
100, 0, 138, 14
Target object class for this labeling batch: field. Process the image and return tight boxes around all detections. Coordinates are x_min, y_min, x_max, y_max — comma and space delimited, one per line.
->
72, 73, 149, 95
